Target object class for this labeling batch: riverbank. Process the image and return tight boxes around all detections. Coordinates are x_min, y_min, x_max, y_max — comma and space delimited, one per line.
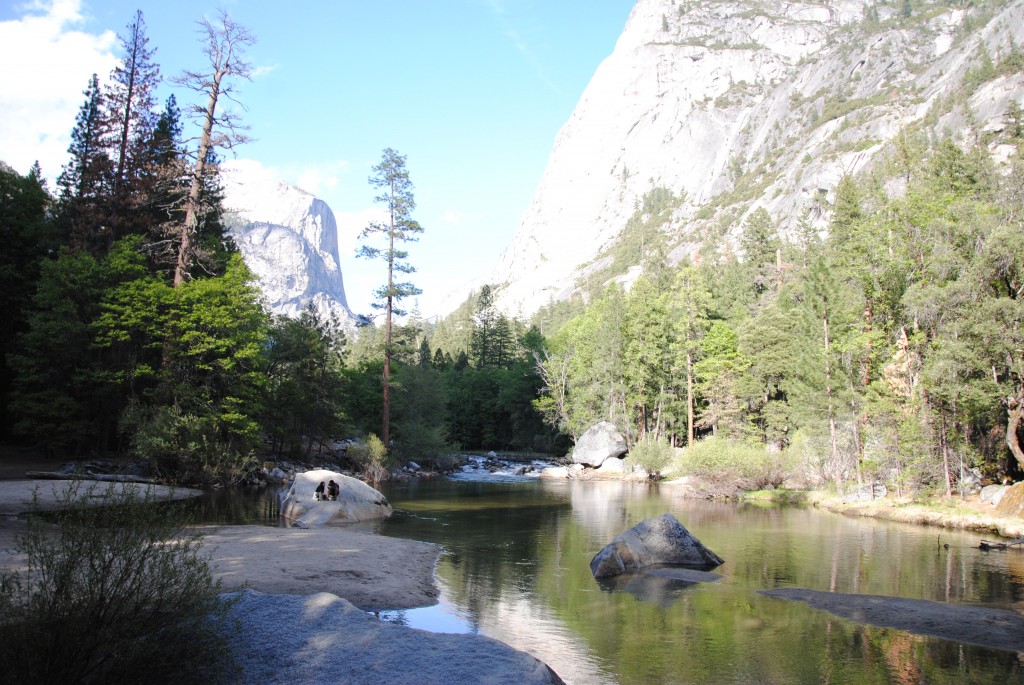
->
743, 488, 1024, 540
0, 473, 565, 684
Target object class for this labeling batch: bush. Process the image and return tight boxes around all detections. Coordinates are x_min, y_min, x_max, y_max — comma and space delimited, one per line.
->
0, 482, 235, 685
676, 436, 791, 490
627, 434, 674, 476
123, 403, 256, 486
347, 433, 391, 483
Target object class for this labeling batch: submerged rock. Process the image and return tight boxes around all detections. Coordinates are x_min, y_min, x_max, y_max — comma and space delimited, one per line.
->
597, 567, 723, 607
590, 513, 723, 578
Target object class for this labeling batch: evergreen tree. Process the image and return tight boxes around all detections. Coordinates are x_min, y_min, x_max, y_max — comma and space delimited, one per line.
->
262, 308, 348, 458
470, 285, 498, 368
0, 164, 55, 437
56, 74, 114, 254
140, 95, 190, 274
670, 265, 711, 446
621, 277, 674, 441
357, 148, 423, 446
694, 320, 745, 439
739, 207, 781, 298
105, 9, 161, 235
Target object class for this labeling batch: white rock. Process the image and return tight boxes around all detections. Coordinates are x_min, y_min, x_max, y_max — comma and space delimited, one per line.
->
572, 421, 627, 468
539, 466, 570, 479
281, 469, 392, 526
596, 456, 627, 474
220, 161, 357, 330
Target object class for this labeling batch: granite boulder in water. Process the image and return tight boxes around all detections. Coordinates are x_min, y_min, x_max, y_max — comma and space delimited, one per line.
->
590, 513, 723, 578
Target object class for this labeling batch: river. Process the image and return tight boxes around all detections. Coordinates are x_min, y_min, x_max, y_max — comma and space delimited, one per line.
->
199, 466, 1024, 684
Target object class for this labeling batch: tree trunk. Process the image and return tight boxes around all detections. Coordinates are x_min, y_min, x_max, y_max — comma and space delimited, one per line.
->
382, 205, 396, 447
175, 72, 221, 287
940, 414, 952, 497
686, 350, 694, 447
824, 314, 838, 483
1007, 392, 1024, 472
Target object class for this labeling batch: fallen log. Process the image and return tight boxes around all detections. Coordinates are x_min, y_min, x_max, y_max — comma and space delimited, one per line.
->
979, 537, 1024, 550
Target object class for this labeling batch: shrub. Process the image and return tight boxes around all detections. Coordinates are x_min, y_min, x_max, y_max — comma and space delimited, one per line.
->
676, 436, 791, 490
347, 433, 391, 484
627, 434, 674, 476
0, 482, 235, 685
123, 403, 256, 486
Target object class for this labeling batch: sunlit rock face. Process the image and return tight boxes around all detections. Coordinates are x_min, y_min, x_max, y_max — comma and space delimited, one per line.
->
221, 162, 356, 330
482, 0, 1024, 317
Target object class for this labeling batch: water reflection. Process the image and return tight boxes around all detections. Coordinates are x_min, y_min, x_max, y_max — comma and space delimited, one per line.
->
192, 476, 1024, 684
374, 477, 1024, 685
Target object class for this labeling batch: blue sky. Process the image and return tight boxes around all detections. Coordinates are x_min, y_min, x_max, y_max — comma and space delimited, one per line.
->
0, 0, 634, 318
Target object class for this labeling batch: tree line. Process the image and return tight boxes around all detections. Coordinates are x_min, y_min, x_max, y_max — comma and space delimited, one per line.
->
533, 134, 1024, 492
5, 10, 1020, 495
0, 10, 559, 484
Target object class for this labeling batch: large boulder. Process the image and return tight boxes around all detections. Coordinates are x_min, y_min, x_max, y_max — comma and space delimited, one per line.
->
571, 421, 627, 467
995, 482, 1024, 517
281, 469, 392, 526
590, 513, 723, 579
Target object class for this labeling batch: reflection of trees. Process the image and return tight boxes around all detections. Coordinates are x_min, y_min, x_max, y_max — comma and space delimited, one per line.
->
378, 480, 1023, 684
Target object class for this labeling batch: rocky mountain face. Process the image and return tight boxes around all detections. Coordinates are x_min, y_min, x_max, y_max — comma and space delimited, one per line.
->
485, 0, 1024, 317
220, 162, 357, 330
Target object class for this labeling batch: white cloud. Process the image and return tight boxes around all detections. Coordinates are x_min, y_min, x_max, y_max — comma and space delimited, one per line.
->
437, 208, 488, 227
0, 0, 118, 181
439, 209, 464, 225
293, 160, 350, 197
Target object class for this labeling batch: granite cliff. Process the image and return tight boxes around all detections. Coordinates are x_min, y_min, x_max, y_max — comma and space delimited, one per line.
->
220, 162, 357, 330
483, 0, 1024, 317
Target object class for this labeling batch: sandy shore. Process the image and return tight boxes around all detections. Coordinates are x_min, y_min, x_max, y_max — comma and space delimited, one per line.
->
0, 480, 440, 611
0, 476, 563, 684
201, 525, 440, 610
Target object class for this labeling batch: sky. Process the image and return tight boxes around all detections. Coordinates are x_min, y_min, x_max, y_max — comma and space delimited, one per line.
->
0, 0, 635, 319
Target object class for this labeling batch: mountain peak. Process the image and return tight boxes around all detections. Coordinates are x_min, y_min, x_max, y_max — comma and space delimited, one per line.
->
483, 0, 1024, 317
220, 161, 356, 330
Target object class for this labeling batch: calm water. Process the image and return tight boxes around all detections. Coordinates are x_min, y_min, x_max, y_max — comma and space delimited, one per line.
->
197, 476, 1024, 685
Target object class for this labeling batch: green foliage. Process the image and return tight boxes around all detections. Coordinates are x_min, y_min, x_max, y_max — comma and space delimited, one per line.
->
357, 148, 423, 317
626, 433, 674, 476
262, 307, 349, 458
347, 433, 392, 481
389, 363, 451, 462
676, 436, 790, 489
0, 482, 234, 684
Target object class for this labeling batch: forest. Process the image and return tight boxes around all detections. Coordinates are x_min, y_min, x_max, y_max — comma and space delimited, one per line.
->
523, 134, 1024, 494
1, 9, 1022, 497
0, 11, 556, 485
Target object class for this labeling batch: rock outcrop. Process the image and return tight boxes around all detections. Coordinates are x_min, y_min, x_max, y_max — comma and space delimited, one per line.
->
224, 589, 566, 685
281, 469, 392, 526
220, 161, 357, 330
478, 0, 1024, 317
590, 513, 723, 578
995, 482, 1024, 518
571, 421, 628, 468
